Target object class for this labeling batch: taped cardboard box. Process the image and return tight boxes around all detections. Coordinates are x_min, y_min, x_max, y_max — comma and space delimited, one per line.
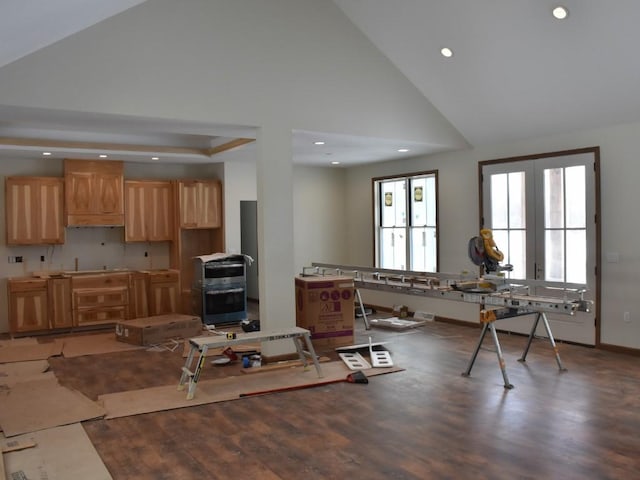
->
295, 275, 355, 349
115, 314, 202, 346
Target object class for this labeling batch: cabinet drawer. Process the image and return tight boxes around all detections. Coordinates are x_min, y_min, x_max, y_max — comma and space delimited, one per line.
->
71, 273, 129, 290
75, 306, 128, 326
148, 270, 179, 283
9, 278, 48, 292
73, 287, 129, 309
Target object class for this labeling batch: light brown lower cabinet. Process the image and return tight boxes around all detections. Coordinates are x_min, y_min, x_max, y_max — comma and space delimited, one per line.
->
71, 273, 130, 327
7, 270, 183, 334
148, 270, 180, 316
129, 271, 150, 319
7, 278, 49, 332
48, 277, 72, 329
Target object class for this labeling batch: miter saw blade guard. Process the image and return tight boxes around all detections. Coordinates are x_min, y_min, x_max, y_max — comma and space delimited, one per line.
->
468, 229, 513, 274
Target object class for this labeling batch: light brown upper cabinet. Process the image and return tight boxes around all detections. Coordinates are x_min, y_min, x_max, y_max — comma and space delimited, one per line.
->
5, 176, 65, 245
124, 180, 174, 242
64, 159, 124, 226
177, 180, 222, 229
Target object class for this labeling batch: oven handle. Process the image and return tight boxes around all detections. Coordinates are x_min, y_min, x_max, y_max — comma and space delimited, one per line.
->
205, 263, 245, 269
205, 288, 245, 295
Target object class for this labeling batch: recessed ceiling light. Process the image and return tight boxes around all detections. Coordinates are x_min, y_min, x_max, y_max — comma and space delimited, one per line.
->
42, 152, 51, 156
552, 6, 569, 19
440, 47, 453, 58
99, 154, 108, 158
331, 161, 340, 165
314, 141, 325, 145
151, 157, 159, 161
398, 148, 410, 153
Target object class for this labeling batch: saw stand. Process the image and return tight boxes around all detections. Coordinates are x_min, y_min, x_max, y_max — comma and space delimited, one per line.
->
354, 287, 370, 330
461, 309, 567, 389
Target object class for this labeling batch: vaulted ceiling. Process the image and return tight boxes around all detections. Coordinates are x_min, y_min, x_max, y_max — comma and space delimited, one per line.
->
1, 1, 639, 165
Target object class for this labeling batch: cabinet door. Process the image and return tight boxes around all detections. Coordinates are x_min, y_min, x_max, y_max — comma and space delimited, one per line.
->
178, 181, 201, 228
8, 280, 49, 332
38, 178, 65, 244
178, 180, 222, 229
49, 277, 73, 328
6, 178, 38, 244
5, 177, 64, 245
96, 173, 124, 215
129, 272, 149, 319
147, 181, 174, 241
198, 181, 222, 228
124, 181, 148, 242
149, 271, 179, 315
66, 171, 94, 215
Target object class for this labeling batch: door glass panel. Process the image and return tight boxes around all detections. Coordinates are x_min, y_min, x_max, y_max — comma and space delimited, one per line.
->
410, 226, 437, 272
491, 174, 508, 229
544, 168, 564, 229
566, 166, 586, 228
508, 172, 526, 229
508, 229, 526, 279
545, 229, 565, 282
566, 229, 586, 283
488, 171, 526, 278
380, 227, 406, 270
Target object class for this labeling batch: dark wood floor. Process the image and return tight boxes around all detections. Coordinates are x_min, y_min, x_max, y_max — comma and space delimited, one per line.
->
44, 316, 640, 480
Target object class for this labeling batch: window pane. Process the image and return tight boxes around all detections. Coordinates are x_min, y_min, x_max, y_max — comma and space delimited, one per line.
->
566, 166, 586, 228
491, 174, 508, 229
566, 229, 586, 284
425, 175, 436, 226
410, 177, 427, 226
379, 227, 406, 270
508, 229, 526, 279
544, 168, 564, 229
381, 180, 407, 227
410, 227, 437, 272
545, 229, 565, 282
508, 172, 526, 229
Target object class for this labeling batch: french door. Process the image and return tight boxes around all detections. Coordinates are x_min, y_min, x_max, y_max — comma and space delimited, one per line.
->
481, 149, 599, 345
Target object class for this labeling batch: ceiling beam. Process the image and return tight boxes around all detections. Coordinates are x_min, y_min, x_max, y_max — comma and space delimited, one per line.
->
0, 136, 210, 156
206, 138, 255, 156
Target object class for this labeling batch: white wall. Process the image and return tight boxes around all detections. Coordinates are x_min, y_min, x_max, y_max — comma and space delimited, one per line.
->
221, 159, 258, 254
345, 121, 640, 350
293, 165, 349, 274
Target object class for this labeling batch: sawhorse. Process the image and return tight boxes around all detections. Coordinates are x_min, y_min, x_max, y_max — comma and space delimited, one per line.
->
461, 309, 566, 389
178, 326, 324, 399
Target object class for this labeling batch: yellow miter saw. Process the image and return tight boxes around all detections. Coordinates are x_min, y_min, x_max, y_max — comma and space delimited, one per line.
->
454, 228, 513, 292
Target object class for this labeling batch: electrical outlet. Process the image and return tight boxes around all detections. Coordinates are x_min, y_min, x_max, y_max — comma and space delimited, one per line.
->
624, 312, 631, 323
8, 256, 14, 264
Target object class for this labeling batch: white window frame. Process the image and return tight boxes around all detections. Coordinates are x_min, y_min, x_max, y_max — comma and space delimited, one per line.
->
373, 170, 439, 272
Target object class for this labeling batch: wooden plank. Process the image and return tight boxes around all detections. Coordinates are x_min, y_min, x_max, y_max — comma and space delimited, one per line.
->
240, 356, 331, 374
1, 439, 37, 454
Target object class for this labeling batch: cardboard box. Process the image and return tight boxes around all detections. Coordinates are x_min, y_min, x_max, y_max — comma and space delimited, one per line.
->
115, 314, 202, 346
295, 275, 355, 349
